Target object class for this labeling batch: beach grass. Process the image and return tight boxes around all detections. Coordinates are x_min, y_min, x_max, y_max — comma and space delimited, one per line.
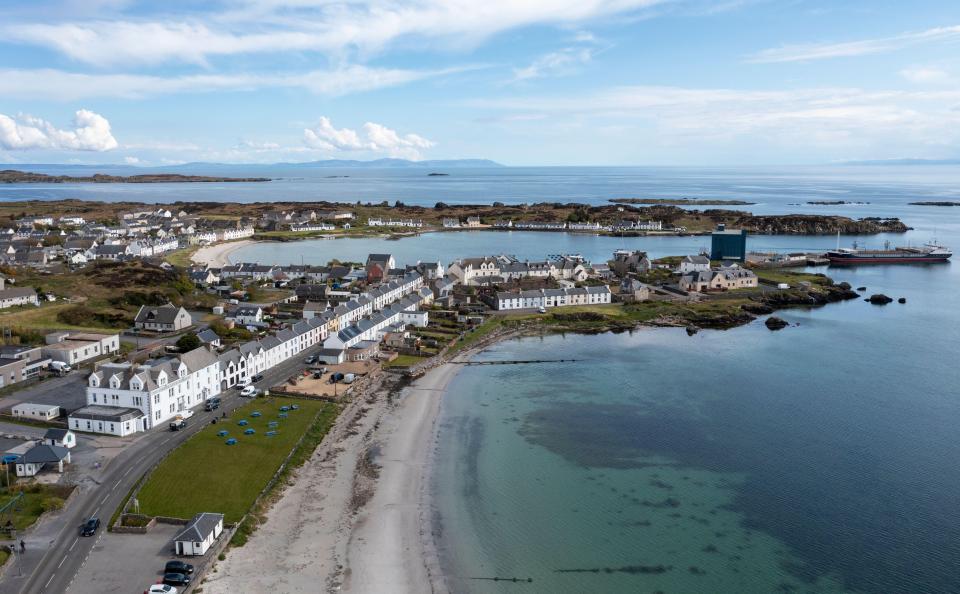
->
136, 397, 337, 523
383, 354, 430, 368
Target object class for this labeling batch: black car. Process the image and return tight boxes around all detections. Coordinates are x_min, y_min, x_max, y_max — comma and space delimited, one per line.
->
164, 560, 195, 575
169, 419, 187, 431
162, 573, 191, 586
79, 517, 100, 537
204, 398, 221, 411
251, 373, 264, 382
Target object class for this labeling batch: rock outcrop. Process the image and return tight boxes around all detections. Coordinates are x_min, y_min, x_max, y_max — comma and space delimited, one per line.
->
867, 294, 894, 305
765, 316, 789, 331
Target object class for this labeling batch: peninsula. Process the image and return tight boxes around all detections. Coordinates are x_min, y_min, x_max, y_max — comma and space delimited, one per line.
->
0, 169, 271, 184
609, 198, 755, 206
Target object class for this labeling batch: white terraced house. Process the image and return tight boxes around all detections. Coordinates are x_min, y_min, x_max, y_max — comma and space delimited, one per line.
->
70, 346, 221, 435
491, 286, 612, 311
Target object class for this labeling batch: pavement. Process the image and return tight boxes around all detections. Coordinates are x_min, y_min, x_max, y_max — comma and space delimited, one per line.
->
0, 340, 331, 594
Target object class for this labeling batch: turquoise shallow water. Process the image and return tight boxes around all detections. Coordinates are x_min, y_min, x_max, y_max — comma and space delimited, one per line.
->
430, 250, 960, 594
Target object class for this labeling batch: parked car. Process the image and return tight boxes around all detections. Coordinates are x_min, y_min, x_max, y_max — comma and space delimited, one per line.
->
164, 560, 194, 575
162, 573, 191, 587
146, 585, 177, 594
79, 517, 100, 537
312, 371, 324, 380
251, 373, 264, 382
537, 306, 547, 314
240, 385, 258, 397
204, 398, 221, 411
304, 354, 317, 364
179, 409, 195, 420
169, 419, 187, 431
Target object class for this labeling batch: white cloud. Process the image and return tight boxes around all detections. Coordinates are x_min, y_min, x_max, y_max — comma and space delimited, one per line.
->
239, 140, 282, 150
900, 67, 952, 85
303, 117, 435, 159
469, 85, 960, 153
123, 155, 141, 164
512, 47, 595, 82
0, 65, 463, 101
747, 25, 960, 63
1, 1, 665, 66
0, 109, 118, 151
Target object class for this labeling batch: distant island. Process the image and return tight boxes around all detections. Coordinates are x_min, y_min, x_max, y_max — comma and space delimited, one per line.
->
610, 198, 755, 206
806, 200, 871, 205
427, 172, 449, 177
909, 201, 960, 207
0, 170, 270, 184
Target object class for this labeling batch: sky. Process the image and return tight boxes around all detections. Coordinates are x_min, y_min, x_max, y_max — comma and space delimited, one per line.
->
0, 0, 958, 167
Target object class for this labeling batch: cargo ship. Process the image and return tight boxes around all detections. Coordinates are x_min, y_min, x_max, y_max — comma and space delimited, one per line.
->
827, 241, 952, 264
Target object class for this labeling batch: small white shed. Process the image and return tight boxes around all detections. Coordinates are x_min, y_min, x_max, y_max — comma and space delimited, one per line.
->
173, 512, 224, 556
44, 428, 77, 449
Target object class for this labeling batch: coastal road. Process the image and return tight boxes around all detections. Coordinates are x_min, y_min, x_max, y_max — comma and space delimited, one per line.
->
5, 343, 327, 594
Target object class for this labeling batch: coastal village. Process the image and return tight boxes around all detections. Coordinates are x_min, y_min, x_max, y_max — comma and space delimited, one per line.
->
0, 201, 889, 592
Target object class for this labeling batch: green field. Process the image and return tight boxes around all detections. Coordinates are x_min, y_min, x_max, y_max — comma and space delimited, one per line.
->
137, 397, 337, 523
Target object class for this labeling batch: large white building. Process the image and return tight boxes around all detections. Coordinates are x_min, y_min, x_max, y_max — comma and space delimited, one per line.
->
70, 346, 221, 435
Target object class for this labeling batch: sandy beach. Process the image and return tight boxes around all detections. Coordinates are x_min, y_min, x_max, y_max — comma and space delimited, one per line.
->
203, 362, 459, 594
191, 239, 257, 267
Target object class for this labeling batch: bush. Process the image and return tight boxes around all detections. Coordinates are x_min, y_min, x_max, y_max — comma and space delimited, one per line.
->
176, 333, 202, 351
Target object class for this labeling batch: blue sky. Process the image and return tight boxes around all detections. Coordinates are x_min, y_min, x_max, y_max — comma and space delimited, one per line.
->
0, 0, 958, 166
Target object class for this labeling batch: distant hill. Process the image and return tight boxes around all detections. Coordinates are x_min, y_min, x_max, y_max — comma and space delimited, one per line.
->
0, 158, 505, 175
840, 158, 960, 166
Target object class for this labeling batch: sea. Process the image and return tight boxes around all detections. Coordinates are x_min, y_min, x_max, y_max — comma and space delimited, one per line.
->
6, 165, 960, 592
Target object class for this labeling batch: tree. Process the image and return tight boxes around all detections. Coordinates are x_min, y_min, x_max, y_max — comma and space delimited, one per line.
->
175, 333, 201, 351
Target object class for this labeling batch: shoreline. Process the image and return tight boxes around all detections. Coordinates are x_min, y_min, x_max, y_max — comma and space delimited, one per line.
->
201, 340, 494, 594
190, 239, 257, 267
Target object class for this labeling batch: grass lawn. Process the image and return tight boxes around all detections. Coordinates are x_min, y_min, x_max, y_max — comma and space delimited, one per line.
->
164, 245, 200, 268
754, 268, 830, 287
0, 485, 74, 531
136, 397, 337, 523
383, 354, 430, 368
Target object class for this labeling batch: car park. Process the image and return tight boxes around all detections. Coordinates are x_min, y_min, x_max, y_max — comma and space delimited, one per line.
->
79, 517, 100, 537
162, 573, 191, 587
164, 560, 194, 575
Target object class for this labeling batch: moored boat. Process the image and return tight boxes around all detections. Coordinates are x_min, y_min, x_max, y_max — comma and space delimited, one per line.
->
827, 241, 952, 265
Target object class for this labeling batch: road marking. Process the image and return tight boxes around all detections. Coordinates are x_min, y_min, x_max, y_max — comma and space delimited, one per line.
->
122, 466, 134, 477
45, 573, 56, 589
58, 554, 67, 568
112, 478, 122, 491
100, 494, 109, 505
69, 538, 78, 551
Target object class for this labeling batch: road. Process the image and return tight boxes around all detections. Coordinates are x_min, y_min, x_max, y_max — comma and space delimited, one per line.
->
0, 344, 324, 594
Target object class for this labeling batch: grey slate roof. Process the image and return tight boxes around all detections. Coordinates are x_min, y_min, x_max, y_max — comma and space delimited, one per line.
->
174, 512, 224, 543
21, 444, 70, 464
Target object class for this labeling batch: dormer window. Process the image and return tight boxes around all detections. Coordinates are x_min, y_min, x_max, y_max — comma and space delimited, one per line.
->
110, 377, 120, 389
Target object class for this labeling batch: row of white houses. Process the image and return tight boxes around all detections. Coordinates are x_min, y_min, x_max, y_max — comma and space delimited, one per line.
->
489, 286, 613, 311
68, 272, 428, 436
